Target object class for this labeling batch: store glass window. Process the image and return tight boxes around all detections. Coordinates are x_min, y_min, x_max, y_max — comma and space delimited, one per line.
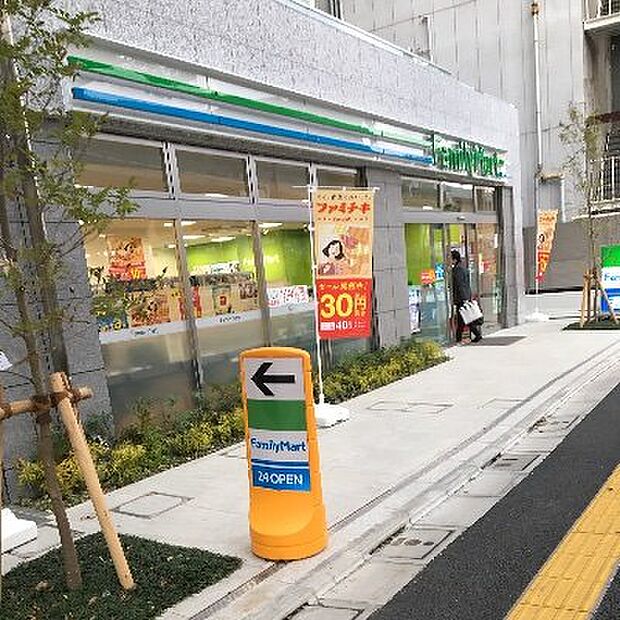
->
476, 187, 496, 212
84, 219, 194, 428
263, 222, 316, 357
317, 167, 357, 188
443, 182, 474, 212
446, 223, 478, 304
182, 221, 264, 384
176, 150, 249, 198
77, 138, 167, 192
405, 223, 449, 343
256, 160, 309, 201
475, 223, 503, 330
263, 222, 369, 368
402, 178, 439, 210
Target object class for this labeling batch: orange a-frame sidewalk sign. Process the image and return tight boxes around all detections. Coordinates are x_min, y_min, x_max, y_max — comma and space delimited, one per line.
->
240, 347, 328, 560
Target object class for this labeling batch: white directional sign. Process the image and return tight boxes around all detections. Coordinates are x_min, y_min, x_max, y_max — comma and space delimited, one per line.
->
243, 357, 304, 400
242, 354, 309, 492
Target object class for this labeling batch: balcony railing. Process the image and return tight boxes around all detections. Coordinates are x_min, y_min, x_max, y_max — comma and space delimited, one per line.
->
596, 0, 620, 17
592, 156, 620, 204
585, 0, 620, 29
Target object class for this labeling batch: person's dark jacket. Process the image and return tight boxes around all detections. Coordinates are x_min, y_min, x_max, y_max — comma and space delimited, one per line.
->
452, 264, 471, 306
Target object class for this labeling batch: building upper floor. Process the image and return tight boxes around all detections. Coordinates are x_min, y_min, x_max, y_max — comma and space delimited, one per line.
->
57, 0, 519, 187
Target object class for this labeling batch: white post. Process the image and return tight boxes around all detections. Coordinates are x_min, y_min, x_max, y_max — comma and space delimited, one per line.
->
526, 1, 549, 322
307, 186, 325, 405
306, 185, 352, 427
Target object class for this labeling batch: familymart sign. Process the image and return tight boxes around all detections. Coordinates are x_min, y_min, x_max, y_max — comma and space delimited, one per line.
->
434, 140, 505, 178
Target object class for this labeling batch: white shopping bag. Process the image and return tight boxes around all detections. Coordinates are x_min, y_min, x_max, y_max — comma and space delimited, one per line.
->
459, 300, 483, 325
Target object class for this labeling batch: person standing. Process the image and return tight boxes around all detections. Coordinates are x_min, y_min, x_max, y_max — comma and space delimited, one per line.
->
451, 249, 482, 343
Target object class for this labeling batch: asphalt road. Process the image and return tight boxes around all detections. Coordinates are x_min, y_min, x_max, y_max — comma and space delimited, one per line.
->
369, 382, 620, 620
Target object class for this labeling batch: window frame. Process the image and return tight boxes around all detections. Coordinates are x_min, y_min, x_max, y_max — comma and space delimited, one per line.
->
170, 144, 252, 204
253, 156, 312, 206
315, 164, 359, 189
77, 133, 173, 199
401, 176, 441, 211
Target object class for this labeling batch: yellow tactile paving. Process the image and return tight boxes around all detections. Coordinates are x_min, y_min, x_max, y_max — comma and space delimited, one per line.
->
506, 465, 620, 619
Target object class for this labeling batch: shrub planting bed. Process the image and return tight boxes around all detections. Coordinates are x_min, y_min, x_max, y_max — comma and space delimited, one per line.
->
17, 339, 447, 507
564, 317, 620, 330
321, 339, 448, 403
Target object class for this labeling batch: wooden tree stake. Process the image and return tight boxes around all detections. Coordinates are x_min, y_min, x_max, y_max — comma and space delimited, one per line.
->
49, 372, 135, 591
580, 271, 588, 328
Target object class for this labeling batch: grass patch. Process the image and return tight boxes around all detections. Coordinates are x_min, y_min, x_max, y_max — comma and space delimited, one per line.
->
0, 533, 241, 620
564, 317, 620, 330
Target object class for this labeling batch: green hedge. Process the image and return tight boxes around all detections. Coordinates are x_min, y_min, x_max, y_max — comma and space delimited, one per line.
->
17, 387, 245, 508
17, 338, 446, 506
320, 339, 447, 403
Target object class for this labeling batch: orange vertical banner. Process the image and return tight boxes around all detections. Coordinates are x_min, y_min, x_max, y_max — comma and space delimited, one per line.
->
536, 209, 558, 282
312, 188, 374, 340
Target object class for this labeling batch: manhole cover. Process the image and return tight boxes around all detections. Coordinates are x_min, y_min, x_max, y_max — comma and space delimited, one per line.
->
488, 453, 540, 471
472, 336, 526, 346
368, 401, 451, 415
113, 492, 192, 519
376, 527, 454, 560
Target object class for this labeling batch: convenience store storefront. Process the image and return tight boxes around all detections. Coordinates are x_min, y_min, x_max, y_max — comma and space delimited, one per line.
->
70, 55, 518, 424
402, 178, 504, 344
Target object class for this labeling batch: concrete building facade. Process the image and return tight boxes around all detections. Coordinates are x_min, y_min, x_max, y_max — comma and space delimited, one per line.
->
1, 0, 523, 495
337, 0, 620, 289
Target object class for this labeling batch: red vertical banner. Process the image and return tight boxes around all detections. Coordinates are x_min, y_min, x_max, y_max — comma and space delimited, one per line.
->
312, 189, 374, 340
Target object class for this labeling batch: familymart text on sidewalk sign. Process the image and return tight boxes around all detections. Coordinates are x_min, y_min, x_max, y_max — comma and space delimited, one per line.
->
313, 189, 374, 339
601, 245, 620, 314
240, 347, 328, 560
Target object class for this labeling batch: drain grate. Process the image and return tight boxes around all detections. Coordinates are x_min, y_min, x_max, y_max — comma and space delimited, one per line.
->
375, 527, 454, 561
532, 416, 578, 434
221, 445, 246, 459
471, 336, 526, 346
368, 401, 452, 415
488, 453, 541, 472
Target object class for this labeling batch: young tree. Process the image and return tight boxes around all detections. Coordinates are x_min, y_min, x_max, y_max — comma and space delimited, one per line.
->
0, 0, 135, 589
559, 103, 619, 324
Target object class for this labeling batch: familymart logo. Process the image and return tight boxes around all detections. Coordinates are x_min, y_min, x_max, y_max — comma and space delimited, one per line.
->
434, 141, 505, 178
250, 437, 307, 454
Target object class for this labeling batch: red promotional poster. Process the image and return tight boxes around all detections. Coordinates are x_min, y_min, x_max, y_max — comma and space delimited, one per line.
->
317, 278, 372, 340
420, 269, 436, 285
313, 188, 375, 340
107, 236, 147, 281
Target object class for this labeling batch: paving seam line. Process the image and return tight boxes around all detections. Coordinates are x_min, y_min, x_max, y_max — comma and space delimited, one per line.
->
183, 340, 620, 620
